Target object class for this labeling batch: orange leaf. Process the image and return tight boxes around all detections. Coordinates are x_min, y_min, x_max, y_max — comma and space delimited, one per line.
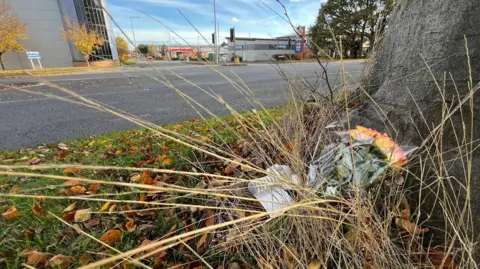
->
172, 124, 182, 131
395, 218, 429, 235
100, 229, 123, 246
284, 142, 293, 150
141, 171, 154, 185
123, 205, 135, 218
78, 254, 91, 266
63, 202, 77, 213
24, 229, 34, 240
32, 204, 46, 216
161, 145, 169, 153
427, 248, 458, 269
2, 206, 21, 220
64, 167, 82, 174
62, 211, 77, 223
49, 254, 72, 268
69, 185, 86, 194
19, 247, 36, 257
88, 183, 101, 192
64, 179, 82, 186
125, 219, 136, 232
224, 165, 233, 175
162, 157, 172, 166
27, 251, 48, 267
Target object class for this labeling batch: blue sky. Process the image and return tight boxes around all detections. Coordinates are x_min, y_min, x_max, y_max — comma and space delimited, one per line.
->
107, 0, 321, 47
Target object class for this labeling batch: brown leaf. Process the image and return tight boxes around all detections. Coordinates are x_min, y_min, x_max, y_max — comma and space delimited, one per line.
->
130, 173, 141, 183
2, 206, 21, 220
58, 150, 69, 159
100, 229, 122, 246
203, 210, 215, 227
49, 254, 72, 268
28, 158, 45, 165
427, 248, 459, 269
32, 204, 46, 216
123, 205, 135, 219
141, 171, 154, 185
78, 254, 92, 266
196, 233, 209, 253
27, 251, 48, 267
224, 165, 233, 175
87, 218, 101, 227
62, 210, 77, 223
125, 219, 136, 232
395, 218, 429, 235
19, 247, 36, 257
74, 208, 92, 222
64, 167, 82, 174
69, 185, 86, 194
24, 229, 34, 240
58, 143, 69, 150
63, 202, 77, 212
87, 183, 101, 192
8, 186, 22, 193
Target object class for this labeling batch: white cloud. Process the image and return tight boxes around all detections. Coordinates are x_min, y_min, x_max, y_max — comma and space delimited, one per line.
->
289, 0, 301, 2
231, 17, 239, 23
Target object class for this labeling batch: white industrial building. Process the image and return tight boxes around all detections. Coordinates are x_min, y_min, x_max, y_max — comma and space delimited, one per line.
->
3, 0, 118, 70
226, 37, 295, 62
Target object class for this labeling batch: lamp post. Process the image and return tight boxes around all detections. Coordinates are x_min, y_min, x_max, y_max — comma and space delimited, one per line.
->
213, 0, 218, 64
130, 16, 140, 60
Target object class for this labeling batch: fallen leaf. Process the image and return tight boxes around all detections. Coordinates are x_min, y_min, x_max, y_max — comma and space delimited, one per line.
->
108, 204, 117, 214
203, 210, 215, 227
28, 158, 45, 165
101, 140, 110, 145
99, 202, 113, 212
123, 205, 135, 218
427, 248, 458, 269
78, 254, 91, 266
161, 145, 169, 153
115, 149, 123, 155
32, 204, 46, 216
19, 247, 36, 257
172, 124, 182, 131
64, 180, 82, 186
63, 202, 77, 212
2, 206, 21, 220
24, 229, 34, 240
87, 218, 101, 227
130, 174, 141, 183
62, 211, 77, 223
196, 233, 209, 253
27, 251, 48, 267
141, 171, 154, 185
88, 183, 101, 192
161, 157, 172, 166
64, 167, 82, 174
395, 218, 429, 235
100, 229, 122, 246
224, 165, 233, 175
49, 254, 72, 268
307, 259, 322, 269
125, 219, 136, 232
58, 143, 69, 150
69, 185, 86, 194
74, 208, 92, 222
283, 245, 297, 269
8, 186, 22, 193
58, 151, 69, 159
88, 141, 95, 147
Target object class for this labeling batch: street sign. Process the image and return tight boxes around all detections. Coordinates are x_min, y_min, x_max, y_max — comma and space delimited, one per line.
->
294, 40, 302, 53
26, 51, 41, 60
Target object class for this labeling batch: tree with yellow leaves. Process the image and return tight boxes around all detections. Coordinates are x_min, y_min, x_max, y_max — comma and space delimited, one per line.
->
115, 36, 130, 62
0, 1, 28, 70
62, 17, 103, 66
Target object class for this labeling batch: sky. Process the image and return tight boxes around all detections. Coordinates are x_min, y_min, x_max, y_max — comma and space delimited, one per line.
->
107, 0, 321, 47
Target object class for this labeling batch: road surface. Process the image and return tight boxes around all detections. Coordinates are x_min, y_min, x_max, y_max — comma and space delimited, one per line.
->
0, 61, 363, 149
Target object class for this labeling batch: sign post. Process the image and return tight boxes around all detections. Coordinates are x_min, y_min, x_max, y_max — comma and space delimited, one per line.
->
26, 51, 42, 69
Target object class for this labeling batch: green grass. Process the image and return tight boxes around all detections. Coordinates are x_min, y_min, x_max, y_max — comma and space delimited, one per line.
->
0, 108, 282, 268
121, 60, 138, 66
0, 66, 118, 79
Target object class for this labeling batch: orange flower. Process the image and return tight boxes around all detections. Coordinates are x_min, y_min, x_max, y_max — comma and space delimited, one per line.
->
350, 126, 408, 168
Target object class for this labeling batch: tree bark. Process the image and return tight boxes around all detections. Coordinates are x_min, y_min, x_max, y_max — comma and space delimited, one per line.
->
360, 0, 480, 258
0, 52, 4, 70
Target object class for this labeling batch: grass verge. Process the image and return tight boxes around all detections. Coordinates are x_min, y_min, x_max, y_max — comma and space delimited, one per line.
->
0, 66, 118, 79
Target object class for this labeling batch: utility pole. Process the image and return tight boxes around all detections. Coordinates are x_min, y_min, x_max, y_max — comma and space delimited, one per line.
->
130, 16, 140, 60
213, 0, 218, 64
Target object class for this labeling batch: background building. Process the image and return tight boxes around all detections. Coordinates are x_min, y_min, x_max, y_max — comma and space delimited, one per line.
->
3, 0, 118, 70
226, 37, 294, 62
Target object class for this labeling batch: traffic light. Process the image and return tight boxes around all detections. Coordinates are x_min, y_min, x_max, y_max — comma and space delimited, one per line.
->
212, 33, 215, 44
230, 28, 235, 41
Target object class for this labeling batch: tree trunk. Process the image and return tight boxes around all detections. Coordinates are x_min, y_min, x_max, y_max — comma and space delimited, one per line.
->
0, 52, 4, 70
360, 0, 480, 259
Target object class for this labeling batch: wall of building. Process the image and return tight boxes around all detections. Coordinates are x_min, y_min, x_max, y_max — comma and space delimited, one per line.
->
3, 0, 74, 70
227, 38, 294, 62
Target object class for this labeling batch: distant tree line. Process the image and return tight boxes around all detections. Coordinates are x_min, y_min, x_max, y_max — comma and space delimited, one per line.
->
308, 0, 393, 59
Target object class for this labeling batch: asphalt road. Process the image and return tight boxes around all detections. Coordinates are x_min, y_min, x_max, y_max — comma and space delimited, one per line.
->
0, 61, 363, 149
